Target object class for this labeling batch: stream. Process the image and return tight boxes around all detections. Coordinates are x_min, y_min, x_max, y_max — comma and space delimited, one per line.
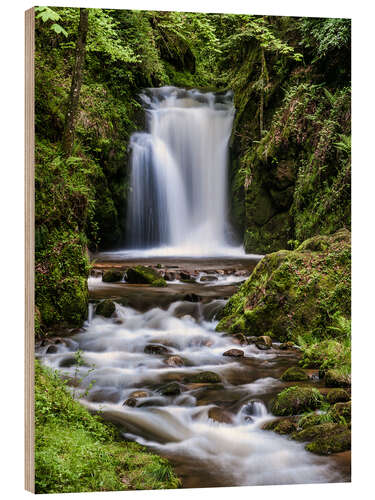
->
36, 257, 350, 488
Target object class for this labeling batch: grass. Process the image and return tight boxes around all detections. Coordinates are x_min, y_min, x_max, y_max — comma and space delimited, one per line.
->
35, 361, 181, 493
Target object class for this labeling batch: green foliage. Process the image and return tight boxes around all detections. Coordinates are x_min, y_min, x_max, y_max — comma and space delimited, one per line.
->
35, 361, 181, 493
35, 6, 68, 37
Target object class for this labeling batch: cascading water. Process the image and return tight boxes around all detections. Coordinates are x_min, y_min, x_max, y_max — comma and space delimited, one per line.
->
127, 87, 239, 256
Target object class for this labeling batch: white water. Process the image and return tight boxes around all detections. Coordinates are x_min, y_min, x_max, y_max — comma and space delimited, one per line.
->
127, 87, 240, 257
37, 300, 343, 487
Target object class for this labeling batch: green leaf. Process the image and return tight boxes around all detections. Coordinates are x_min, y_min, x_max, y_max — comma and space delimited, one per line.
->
51, 23, 68, 37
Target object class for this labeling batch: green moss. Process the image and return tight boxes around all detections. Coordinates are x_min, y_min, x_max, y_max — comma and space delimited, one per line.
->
96, 299, 116, 318
280, 367, 309, 382
187, 371, 221, 383
292, 422, 347, 442
35, 361, 180, 493
271, 386, 324, 416
329, 401, 351, 425
126, 266, 166, 286
102, 270, 123, 282
262, 417, 298, 434
325, 369, 351, 388
327, 389, 350, 404
305, 430, 351, 455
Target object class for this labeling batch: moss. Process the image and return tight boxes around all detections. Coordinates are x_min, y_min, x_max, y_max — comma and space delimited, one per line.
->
102, 270, 123, 283
305, 430, 351, 455
329, 401, 351, 425
297, 412, 326, 429
327, 389, 350, 404
325, 369, 351, 388
96, 299, 116, 318
292, 422, 347, 442
262, 417, 298, 435
126, 266, 167, 287
280, 367, 309, 382
271, 386, 324, 416
35, 361, 180, 493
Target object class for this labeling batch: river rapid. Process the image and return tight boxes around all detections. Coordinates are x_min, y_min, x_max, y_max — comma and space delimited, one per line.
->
36, 257, 350, 488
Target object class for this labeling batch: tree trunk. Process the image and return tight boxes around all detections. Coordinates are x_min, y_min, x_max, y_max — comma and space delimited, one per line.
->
62, 8, 89, 156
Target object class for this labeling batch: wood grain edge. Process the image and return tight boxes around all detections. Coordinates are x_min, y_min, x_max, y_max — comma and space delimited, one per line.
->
25, 6, 35, 494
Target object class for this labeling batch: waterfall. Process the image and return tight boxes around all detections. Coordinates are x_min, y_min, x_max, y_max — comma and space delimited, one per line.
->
127, 87, 239, 256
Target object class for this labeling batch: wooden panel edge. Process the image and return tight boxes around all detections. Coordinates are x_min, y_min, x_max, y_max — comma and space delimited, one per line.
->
25, 6, 35, 494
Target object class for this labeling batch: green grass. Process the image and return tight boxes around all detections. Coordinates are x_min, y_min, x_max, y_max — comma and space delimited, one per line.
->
35, 361, 181, 493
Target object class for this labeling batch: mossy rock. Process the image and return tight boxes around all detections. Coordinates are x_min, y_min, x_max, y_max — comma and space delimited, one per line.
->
305, 430, 351, 455
271, 386, 324, 416
292, 422, 347, 442
297, 412, 325, 429
96, 300, 116, 318
262, 417, 298, 435
329, 401, 351, 424
187, 371, 221, 384
280, 367, 309, 382
126, 266, 167, 287
325, 369, 351, 388
158, 382, 182, 396
102, 270, 123, 283
327, 389, 350, 404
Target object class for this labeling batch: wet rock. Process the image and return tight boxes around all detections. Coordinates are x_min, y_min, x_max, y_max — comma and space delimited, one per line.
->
262, 417, 298, 435
325, 369, 351, 388
158, 382, 182, 396
184, 293, 201, 303
297, 412, 325, 429
126, 265, 167, 287
292, 422, 347, 443
102, 270, 123, 283
180, 271, 191, 280
164, 355, 185, 367
271, 387, 324, 416
96, 299, 116, 318
208, 406, 233, 424
144, 344, 171, 355
280, 367, 309, 382
46, 344, 58, 354
129, 390, 149, 399
279, 341, 295, 350
329, 401, 351, 424
138, 397, 168, 408
327, 389, 350, 404
123, 398, 137, 407
223, 348, 244, 358
59, 356, 77, 368
255, 335, 273, 350
164, 272, 176, 281
200, 275, 218, 282
188, 371, 221, 383
246, 336, 259, 344
88, 389, 121, 403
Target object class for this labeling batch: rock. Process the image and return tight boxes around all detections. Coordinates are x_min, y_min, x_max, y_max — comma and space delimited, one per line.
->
280, 367, 309, 382
184, 293, 202, 303
144, 344, 171, 355
187, 371, 221, 383
126, 265, 167, 287
305, 430, 351, 455
246, 336, 259, 344
325, 369, 351, 388
329, 401, 351, 424
279, 341, 295, 350
200, 275, 218, 282
102, 270, 123, 283
208, 406, 233, 424
158, 382, 182, 396
234, 270, 248, 277
262, 417, 298, 435
297, 412, 325, 429
96, 299, 116, 318
292, 422, 347, 442
271, 386, 324, 416
164, 272, 176, 281
255, 335, 273, 350
129, 390, 149, 399
164, 355, 184, 367
123, 398, 137, 407
223, 348, 244, 358
327, 389, 350, 404
46, 344, 58, 354
180, 271, 191, 280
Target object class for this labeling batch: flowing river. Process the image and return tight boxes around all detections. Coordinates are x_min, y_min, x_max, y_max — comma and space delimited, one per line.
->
36, 258, 350, 487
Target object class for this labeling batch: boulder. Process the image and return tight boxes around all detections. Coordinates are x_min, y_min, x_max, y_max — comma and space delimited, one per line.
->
46, 344, 58, 354
255, 336, 273, 350
164, 355, 185, 367
262, 417, 298, 435
271, 386, 324, 416
305, 430, 351, 455
144, 344, 171, 355
292, 422, 347, 442
102, 270, 123, 283
96, 299, 116, 318
280, 367, 309, 382
327, 389, 350, 404
126, 265, 167, 287
129, 390, 149, 399
180, 271, 191, 280
184, 293, 201, 303
223, 348, 244, 358
208, 406, 233, 424
325, 369, 351, 388
123, 398, 137, 407
279, 341, 295, 350
200, 275, 218, 282
329, 401, 351, 424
